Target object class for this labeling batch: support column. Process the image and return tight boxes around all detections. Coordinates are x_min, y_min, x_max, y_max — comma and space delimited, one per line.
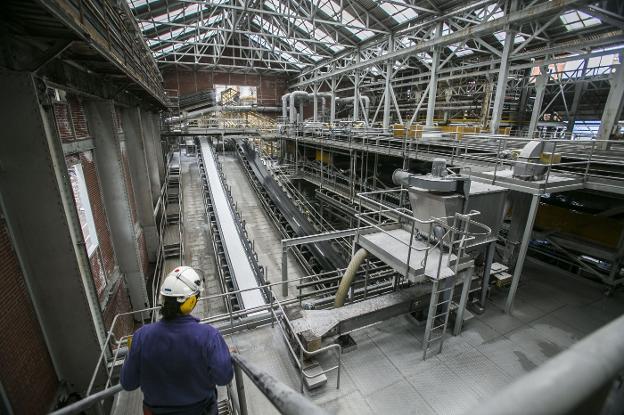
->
426, 23, 442, 127
490, 35, 515, 132
123, 107, 159, 261
566, 59, 588, 134
330, 76, 336, 125
597, 61, 624, 150
141, 110, 163, 205
0, 70, 104, 390
505, 193, 540, 314
528, 66, 549, 138
313, 83, 318, 122
353, 51, 361, 121
383, 36, 393, 131
150, 113, 165, 180
86, 100, 149, 311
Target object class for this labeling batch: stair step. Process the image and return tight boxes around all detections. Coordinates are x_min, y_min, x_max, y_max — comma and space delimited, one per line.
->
303, 363, 327, 390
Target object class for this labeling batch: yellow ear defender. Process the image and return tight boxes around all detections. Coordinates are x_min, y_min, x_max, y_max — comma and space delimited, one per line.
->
179, 294, 198, 315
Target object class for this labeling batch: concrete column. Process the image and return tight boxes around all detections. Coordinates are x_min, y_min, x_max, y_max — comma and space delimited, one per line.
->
0, 70, 105, 391
528, 66, 549, 138
85, 100, 149, 311
141, 110, 163, 206
150, 113, 165, 180
123, 107, 159, 261
426, 23, 442, 127
597, 61, 624, 150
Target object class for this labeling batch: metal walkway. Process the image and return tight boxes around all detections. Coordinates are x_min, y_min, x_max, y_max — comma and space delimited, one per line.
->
198, 137, 266, 311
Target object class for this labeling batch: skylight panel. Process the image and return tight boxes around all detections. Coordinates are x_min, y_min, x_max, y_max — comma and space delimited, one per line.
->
440, 23, 473, 57
316, 0, 374, 40
248, 34, 306, 68
560, 10, 601, 31
264, 0, 344, 53
494, 31, 526, 45
252, 16, 323, 61
379, 0, 418, 24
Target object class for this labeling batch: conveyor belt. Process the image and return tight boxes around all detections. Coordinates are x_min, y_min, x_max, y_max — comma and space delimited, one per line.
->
198, 138, 266, 311
238, 139, 345, 271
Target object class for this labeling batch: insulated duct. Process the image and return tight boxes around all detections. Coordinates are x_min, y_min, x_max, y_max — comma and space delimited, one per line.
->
336, 96, 370, 120
334, 248, 369, 308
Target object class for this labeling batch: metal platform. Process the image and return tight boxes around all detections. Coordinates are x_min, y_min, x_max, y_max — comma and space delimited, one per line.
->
357, 225, 468, 280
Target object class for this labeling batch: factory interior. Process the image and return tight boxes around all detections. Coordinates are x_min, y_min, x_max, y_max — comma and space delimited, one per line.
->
1, 0, 624, 414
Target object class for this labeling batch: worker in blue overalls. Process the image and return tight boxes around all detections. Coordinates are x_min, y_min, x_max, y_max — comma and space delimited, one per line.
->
121, 266, 233, 415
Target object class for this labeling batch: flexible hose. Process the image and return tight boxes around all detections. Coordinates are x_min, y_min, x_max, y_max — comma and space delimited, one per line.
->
334, 248, 369, 308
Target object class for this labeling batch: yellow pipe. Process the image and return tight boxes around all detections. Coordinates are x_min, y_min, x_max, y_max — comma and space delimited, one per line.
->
334, 248, 369, 308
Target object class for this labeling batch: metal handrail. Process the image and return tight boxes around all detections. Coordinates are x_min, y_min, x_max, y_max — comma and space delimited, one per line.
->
232, 353, 331, 415
465, 314, 624, 415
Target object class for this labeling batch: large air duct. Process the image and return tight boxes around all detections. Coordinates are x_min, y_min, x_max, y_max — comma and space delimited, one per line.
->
289, 91, 310, 124
281, 93, 289, 119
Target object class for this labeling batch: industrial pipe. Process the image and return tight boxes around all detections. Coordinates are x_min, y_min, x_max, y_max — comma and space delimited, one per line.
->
289, 91, 310, 124
316, 92, 334, 122
334, 248, 368, 308
282, 93, 290, 119
467, 314, 624, 415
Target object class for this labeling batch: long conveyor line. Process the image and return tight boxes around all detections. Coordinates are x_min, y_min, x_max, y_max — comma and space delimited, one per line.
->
198, 137, 266, 311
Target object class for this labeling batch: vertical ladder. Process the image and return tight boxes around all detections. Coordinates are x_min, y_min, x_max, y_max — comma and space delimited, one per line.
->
422, 275, 457, 360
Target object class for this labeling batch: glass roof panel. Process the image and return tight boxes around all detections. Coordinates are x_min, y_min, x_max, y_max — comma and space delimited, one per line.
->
264, 0, 344, 52
560, 10, 601, 31
316, 0, 375, 40
378, 0, 418, 24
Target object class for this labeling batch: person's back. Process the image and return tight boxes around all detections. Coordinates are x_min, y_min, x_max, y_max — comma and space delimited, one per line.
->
120, 267, 233, 415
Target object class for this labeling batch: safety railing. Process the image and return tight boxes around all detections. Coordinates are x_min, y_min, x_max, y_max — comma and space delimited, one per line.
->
355, 188, 492, 283
150, 147, 185, 317
281, 127, 624, 194
463, 313, 624, 415
60, 274, 345, 415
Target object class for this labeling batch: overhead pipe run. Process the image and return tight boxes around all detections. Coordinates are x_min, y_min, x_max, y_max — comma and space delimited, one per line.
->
334, 248, 369, 308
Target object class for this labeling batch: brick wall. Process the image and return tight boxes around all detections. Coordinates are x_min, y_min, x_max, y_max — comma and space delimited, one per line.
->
0, 218, 58, 414
102, 279, 134, 341
162, 69, 289, 107
81, 152, 116, 279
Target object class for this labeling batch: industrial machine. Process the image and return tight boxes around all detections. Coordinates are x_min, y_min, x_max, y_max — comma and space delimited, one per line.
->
287, 159, 508, 387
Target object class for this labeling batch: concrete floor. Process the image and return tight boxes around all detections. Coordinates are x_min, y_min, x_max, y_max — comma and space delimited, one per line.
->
228, 258, 624, 415
218, 152, 306, 298
114, 150, 624, 415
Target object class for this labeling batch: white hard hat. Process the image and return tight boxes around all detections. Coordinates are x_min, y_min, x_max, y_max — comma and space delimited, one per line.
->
160, 266, 201, 302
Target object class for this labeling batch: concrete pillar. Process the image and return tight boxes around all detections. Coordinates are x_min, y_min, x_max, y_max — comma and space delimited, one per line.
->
85, 100, 149, 311
141, 110, 163, 206
597, 61, 624, 150
426, 23, 442, 127
123, 107, 159, 261
0, 70, 105, 390
150, 113, 165, 180
528, 66, 549, 138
